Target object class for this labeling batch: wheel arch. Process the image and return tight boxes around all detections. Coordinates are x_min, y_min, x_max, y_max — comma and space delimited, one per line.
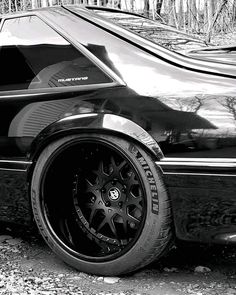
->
29, 113, 163, 164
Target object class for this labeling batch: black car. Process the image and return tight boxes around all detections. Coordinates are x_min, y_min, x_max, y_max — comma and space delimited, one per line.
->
0, 6, 236, 276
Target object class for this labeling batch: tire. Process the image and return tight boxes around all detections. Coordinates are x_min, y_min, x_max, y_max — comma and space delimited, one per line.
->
31, 134, 172, 276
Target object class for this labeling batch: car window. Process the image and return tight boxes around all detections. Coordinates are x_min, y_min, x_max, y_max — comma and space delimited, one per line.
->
92, 10, 206, 51
0, 16, 112, 92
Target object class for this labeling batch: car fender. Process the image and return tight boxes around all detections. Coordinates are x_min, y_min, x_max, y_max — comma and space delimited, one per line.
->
30, 113, 163, 161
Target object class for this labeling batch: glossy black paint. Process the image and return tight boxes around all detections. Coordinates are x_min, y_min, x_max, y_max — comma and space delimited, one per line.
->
0, 6, 236, 243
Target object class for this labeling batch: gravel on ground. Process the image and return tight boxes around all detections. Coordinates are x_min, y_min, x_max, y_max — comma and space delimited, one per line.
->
0, 224, 236, 295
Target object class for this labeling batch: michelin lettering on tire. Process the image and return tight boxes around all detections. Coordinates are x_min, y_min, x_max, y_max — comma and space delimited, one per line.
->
129, 145, 159, 215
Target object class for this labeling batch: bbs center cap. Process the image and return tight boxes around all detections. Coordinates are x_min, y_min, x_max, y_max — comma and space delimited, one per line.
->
108, 187, 121, 201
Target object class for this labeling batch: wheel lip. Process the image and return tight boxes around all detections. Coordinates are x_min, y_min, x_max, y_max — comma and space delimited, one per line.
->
38, 136, 148, 263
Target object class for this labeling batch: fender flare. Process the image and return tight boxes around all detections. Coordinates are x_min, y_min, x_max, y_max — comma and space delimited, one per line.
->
30, 113, 163, 160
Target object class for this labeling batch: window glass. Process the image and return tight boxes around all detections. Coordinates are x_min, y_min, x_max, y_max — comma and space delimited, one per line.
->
0, 16, 112, 91
92, 10, 205, 51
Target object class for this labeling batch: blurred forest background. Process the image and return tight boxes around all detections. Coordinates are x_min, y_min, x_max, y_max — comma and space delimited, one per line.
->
1, 0, 236, 42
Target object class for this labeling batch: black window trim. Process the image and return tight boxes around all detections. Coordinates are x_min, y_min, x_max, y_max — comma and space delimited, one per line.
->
0, 12, 125, 97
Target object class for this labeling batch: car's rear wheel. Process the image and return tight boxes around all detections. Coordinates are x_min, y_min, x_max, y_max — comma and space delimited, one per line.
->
31, 134, 172, 275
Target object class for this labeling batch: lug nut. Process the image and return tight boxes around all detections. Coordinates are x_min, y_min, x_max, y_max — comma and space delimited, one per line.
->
118, 201, 123, 207
105, 201, 111, 207
111, 179, 117, 185
101, 188, 106, 193
129, 222, 136, 229
122, 185, 127, 193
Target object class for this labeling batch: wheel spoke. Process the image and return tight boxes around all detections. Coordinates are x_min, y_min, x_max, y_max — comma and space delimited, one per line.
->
85, 185, 101, 196
63, 218, 74, 246
122, 218, 128, 234
89, 207, 96, 224
126, 195, 143, 209
110, 156, 117, 173
130, 172, 139, 184
122, 175, 139, 192
96, 216, 107, 232
110, 156, 127, 178
85, 178, 93, 187
108, 217, 118, 238
98, 160, 104, 175
118, 160, 127, 171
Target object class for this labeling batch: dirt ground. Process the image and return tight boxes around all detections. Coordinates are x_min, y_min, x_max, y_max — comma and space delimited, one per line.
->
0, 224, 236, 295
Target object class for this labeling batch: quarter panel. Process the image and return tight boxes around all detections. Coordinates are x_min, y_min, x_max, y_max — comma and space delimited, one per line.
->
40, 7, 236, 158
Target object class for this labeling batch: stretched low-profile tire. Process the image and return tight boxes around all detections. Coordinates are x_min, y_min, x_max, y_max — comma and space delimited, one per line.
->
31, 134, 172, 276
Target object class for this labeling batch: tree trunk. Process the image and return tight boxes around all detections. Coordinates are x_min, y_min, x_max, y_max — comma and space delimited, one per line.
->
207, 0, 214, 28
22, 0, 26, 10
187, 0, 191, 32
166, 0, 175, 26
9, 0, 11, 13
206, 0, 228, 43
171, 0, 178, 29
41, 0, 48, 7
156, 0, 163, 15
196, 0, 201, 33
144, 0, 150, 17
14, 0, 17, 11
233, 0, 236, 22
31, 0, 37, 9
177, 0, 183, 29
191, 0, 197, 32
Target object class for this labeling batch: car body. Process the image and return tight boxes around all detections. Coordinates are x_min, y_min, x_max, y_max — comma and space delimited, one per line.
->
0, 5, 236, 275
